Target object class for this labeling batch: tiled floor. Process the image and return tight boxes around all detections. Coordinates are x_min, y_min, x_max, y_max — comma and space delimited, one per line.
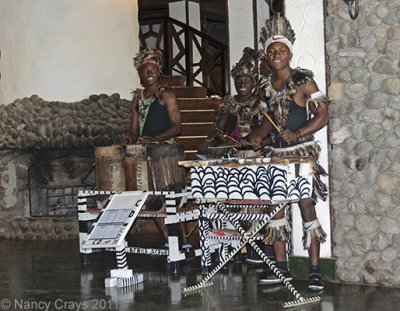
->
0, 237, 399, 311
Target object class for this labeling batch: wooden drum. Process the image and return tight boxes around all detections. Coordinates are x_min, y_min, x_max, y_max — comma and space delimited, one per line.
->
145, 144, 187, 192
124, 143, 186, 192
124, 143, 186, 211
95, 144, 186, 197
124, 144, 149, 191
95, 145, 126, 191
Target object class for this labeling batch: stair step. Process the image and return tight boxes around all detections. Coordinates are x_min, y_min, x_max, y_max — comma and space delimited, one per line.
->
176, 97, 221, 160
179, 123, 215, 136
178, 97, 222, 110
173, 86, 207, 98
181, 110, 216, 123
177, 137, 207, 151
159, 75, 185, 86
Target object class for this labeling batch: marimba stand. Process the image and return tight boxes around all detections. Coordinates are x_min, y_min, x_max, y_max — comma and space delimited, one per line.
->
78, 189, 202, 288
180, 156, 321, 308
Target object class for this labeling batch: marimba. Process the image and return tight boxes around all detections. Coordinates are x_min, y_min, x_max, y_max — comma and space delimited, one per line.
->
179, 155, 321, 308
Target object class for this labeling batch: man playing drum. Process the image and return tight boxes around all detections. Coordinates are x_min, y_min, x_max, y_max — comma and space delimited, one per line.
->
246, 14, 331, 291
129, 48, 190, 250
130, 48, 181, 145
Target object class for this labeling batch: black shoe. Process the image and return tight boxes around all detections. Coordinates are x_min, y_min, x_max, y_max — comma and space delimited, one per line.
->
308, 273, 324, 291
245, 244, 272, 265
259, 270, 292, 285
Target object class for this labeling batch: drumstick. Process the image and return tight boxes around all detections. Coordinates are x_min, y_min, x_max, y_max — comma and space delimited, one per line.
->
215, 128, 241, 145
262, 112, 281, 134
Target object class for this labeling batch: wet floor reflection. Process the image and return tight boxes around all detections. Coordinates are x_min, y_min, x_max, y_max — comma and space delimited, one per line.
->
0, 238, 399, 310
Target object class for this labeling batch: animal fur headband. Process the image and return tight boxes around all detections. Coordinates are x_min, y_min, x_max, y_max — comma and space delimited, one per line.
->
231, 47, 262, 81
260, 14, 296, 52
133, 48, 163, 71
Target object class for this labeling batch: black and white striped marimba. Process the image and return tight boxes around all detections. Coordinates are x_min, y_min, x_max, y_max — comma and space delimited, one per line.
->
180, 156, 320, 308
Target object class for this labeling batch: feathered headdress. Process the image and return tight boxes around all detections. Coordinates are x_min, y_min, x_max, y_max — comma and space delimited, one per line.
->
259, 14, 296, 52
133, 48, 163, 71
231, 47, 262, 80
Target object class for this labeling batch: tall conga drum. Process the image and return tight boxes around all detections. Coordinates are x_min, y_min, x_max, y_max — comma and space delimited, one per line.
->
95, 145, 126, 191
124, 144, 149, 191
146, 143, 187, 192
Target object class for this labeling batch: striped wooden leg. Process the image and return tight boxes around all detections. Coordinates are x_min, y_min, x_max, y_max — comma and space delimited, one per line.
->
198, 203, 212, 273
165, 193, 179, 264
116, 249, 128, 270
220, 205, 321, 309
106, 248, 144, 288
183, 203, 283, 294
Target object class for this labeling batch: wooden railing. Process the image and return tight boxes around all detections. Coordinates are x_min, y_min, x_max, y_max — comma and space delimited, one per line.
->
139, 17, 230, 97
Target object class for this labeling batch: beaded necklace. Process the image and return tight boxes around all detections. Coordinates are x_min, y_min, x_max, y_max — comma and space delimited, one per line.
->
138, 93, 155, 135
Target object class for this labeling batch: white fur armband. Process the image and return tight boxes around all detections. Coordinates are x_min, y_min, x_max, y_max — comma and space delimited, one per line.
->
306, 91, 330, 116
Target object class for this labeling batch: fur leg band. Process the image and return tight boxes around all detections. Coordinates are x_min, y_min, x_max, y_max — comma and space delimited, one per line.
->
302, 219, 326, 250
263, 218, 291, 245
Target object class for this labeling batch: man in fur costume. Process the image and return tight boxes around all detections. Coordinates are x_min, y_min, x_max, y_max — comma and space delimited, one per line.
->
130, 48, 181, 144
198, 47, 268, 158
130, 48, 191, 251
247, 14, 331, 291
197, 47, 275, 263
215, 47, 266, 143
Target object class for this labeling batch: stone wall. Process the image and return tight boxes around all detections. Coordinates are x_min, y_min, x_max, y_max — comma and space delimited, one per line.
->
0, 94, 131, 239
0, 94, 130, 149
0, 217, 79, 240
326, 0, 400, 286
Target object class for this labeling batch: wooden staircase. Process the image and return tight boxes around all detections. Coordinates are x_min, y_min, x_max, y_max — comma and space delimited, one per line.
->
160, 75, 222, 160
175, 90, 222, 160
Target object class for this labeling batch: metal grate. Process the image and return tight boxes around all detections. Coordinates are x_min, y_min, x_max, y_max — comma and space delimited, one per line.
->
44, 185, 94, 216
28, 150, 95, 217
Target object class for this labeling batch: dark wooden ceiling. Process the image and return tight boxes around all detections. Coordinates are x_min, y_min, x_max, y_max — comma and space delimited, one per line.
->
138, 0, 227, 22
138, 1, 284, 22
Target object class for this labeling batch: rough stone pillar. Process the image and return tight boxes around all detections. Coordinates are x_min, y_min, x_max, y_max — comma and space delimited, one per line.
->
326, 0, 400, 286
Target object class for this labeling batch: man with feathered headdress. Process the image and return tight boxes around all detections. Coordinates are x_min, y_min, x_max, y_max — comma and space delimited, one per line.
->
198, 47, 268, 158
247, 14, 331, 291
130, 48, 181, 144
129, 48, 192, 250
